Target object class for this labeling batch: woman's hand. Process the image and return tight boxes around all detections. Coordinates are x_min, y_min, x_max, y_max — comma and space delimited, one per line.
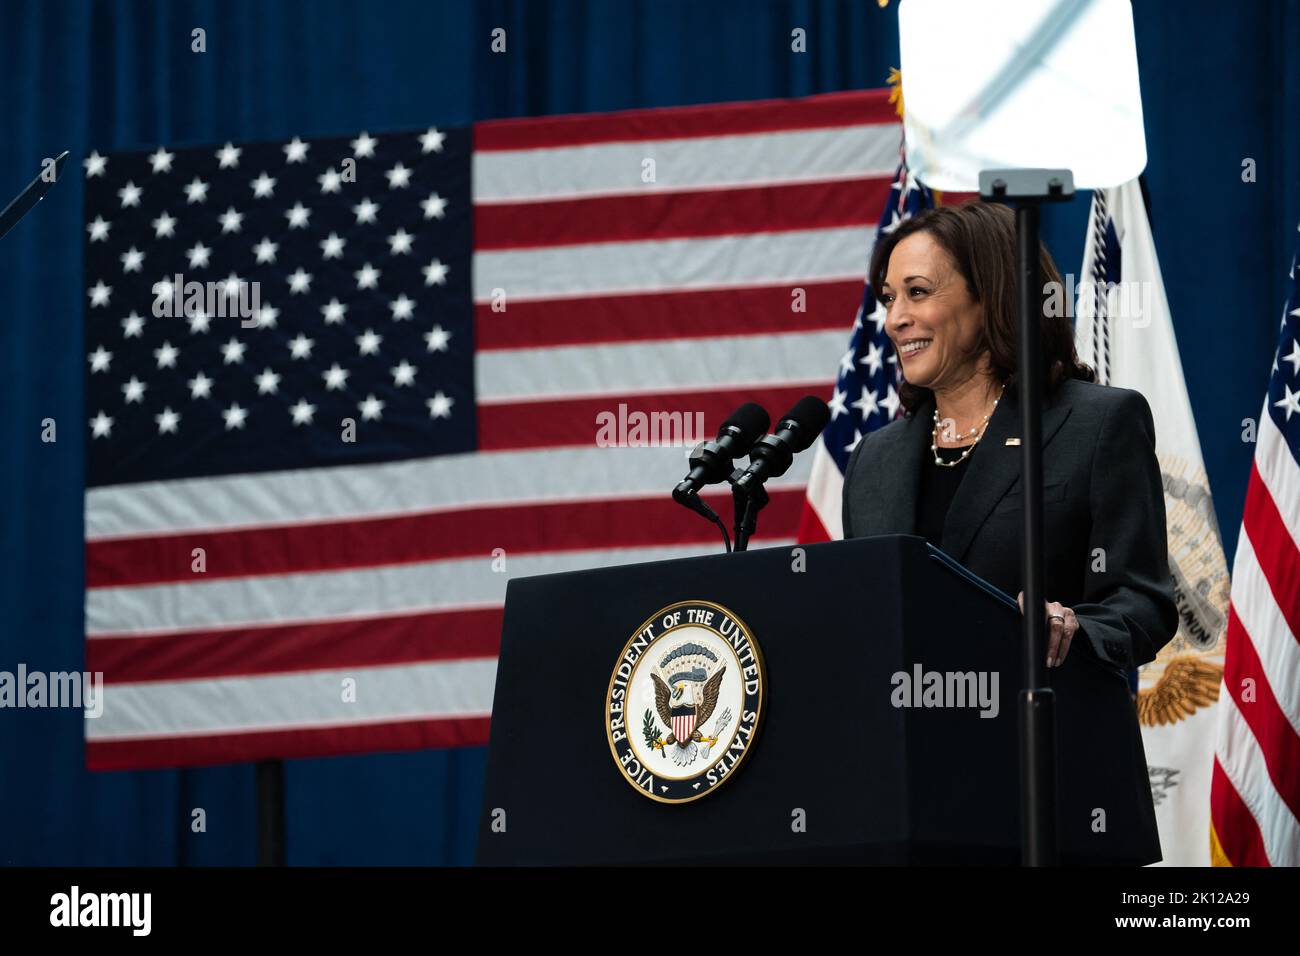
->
1017, 591, 1080, 668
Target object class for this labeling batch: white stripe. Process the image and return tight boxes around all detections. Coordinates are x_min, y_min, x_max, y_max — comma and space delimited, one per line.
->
86, 659, 495, 741
1215, 687, 1300, 866
1255, 408, 1300, 551
473, 226, 873, 302
87, 446, 814, 540
473, 124, 900, 203
477, 330, 841, 402
86, 539, 798, 636
1228, 529, 1300, 739
802, 442, 845, 540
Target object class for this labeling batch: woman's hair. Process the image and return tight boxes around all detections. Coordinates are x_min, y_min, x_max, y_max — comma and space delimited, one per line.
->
867, 201, 1095, 416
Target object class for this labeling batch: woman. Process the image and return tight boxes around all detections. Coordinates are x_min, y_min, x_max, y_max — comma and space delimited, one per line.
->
841, 201, 1179, 861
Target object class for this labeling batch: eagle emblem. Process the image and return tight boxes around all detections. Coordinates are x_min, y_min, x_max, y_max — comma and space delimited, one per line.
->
645, 642, 732, 766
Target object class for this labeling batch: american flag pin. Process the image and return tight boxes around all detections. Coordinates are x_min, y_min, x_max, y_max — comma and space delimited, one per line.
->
1005, 438, 1021, 446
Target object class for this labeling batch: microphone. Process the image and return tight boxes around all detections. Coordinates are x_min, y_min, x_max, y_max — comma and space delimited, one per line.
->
731, 396, 830, 492
672, 402, 771, 507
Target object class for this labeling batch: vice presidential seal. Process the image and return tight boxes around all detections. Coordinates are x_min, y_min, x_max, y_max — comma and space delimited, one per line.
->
605, 600, 766, 803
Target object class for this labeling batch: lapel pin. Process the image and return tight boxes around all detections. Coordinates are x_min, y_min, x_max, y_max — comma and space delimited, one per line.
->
1005, 438, 1021, 446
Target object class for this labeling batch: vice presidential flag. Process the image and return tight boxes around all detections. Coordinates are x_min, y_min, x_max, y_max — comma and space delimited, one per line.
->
81, 90, 901, 769
1210, 219, 1300, 867
1075, 178, 1232, 866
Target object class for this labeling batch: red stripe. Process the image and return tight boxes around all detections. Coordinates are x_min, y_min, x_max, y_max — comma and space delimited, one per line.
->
85, 716, 490, 771
475, 280, 863, 351
474, 89, 896, 151
478, 383, 829, 451
475, 178, 888, 249
1241, 463, 1300, 640
87, 487, 806, 589
1220, 604, 1300, 824
796, 500, 832, 544
88, 608, 503, 683
1210, 757, 1272, 866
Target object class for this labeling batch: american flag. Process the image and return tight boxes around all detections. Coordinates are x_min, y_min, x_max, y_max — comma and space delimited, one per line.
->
82, 89, 903, 770
1210, 219, 1300, 865
797, 165, 935, 542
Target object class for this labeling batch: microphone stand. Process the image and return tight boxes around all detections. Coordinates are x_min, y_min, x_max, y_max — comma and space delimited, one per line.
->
728, 471, 768, 553
980, 168, 1074, 868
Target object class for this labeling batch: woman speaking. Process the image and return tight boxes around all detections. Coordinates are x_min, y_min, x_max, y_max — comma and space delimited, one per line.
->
841, 201, 1179, 860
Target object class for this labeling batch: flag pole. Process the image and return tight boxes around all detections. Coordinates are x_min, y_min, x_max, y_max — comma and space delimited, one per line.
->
256, 759, 286, 866
980, 168, 1074, 867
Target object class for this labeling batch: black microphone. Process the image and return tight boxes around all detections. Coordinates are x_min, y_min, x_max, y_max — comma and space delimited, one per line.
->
672, 402, 770, 507
731, 396, 830, 492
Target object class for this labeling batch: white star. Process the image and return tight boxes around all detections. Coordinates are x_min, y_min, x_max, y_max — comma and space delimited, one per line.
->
250, 172, 276, 198
183, 177, 209, 203
869, 300, 888, 332
353, 198, 379, 224
188, 309, 211, 334
355, 263, 381, 290
121, 376, 147, 403
358, 394, 385, 421
422, 259, 448, 286
844, 429, 864, 454
285, 202, 311, 228
219, 206, 244, 233
1274, 383, 1300, 421
289, 398, 316, 425
322, 363, 350, 390
88, 345, 112, 373
251, 303, 279, 329
287, 334, 314, 359
421, 192, 447, 220
188, 371, 213, 398
859, 341, 884, 376
390, 360, 417, 386
121, 312, 145, 338
283, 137, 310, 163
852, 387, 880, 418
89, 411, 113, 438
387, 228, 414, 255
87, 216, 110, 242
253, 237, 279, 264
155, 407, 181, 434
117, 181, 142, 208
287, 267, 313, 294
389, 294, 416, 320
152, 277, 175, 302
186, 242, 211, 269
216, 142, 241, 168
420, 127, 446, 153
221, 338, 247, 364
880, 385, 901, 419
1282, 338, 1300, 376
219, 272, 243, 301
83, 152, 107, 178
148, 147, 174, 174
426, 391, 454, 419
838, 348, 856, 376
321, 299, 347, 324
424, 324, 451, 352
88, 281, 112, 307
356, 328, 382, 355
320, 232, 346, 259
153, 340, 179, 369
223, 403, 249, 430
827, 388, 848, 420
120, 247, 144, 273
351, 132, 377, 158
385, 162, 412, 189
254, 367, 281, 395
151, 211, 177, 238
317, 168, 342, 194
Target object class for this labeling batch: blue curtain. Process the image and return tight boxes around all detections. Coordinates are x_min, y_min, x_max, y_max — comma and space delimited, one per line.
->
1, 0, 1297, 865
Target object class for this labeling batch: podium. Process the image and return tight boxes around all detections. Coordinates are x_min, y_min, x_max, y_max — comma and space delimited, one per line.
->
477, 535, 1159, 865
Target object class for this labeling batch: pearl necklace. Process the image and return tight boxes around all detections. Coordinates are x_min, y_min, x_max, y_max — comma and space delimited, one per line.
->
931, 383, 1005, 468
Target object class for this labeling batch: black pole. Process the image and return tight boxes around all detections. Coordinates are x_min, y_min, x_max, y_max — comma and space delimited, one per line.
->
256, 759, 286, 866
979, 169, 1073, 867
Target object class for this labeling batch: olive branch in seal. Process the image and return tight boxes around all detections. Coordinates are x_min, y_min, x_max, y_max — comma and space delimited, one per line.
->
642, 709, 665, 754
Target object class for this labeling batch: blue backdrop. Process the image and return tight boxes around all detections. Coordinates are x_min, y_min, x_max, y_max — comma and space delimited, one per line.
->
1, 0, 1297, 865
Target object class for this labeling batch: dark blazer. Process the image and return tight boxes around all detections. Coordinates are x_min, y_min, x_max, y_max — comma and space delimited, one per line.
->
842, 377, 1179, 862
842, 377, 1178, 674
